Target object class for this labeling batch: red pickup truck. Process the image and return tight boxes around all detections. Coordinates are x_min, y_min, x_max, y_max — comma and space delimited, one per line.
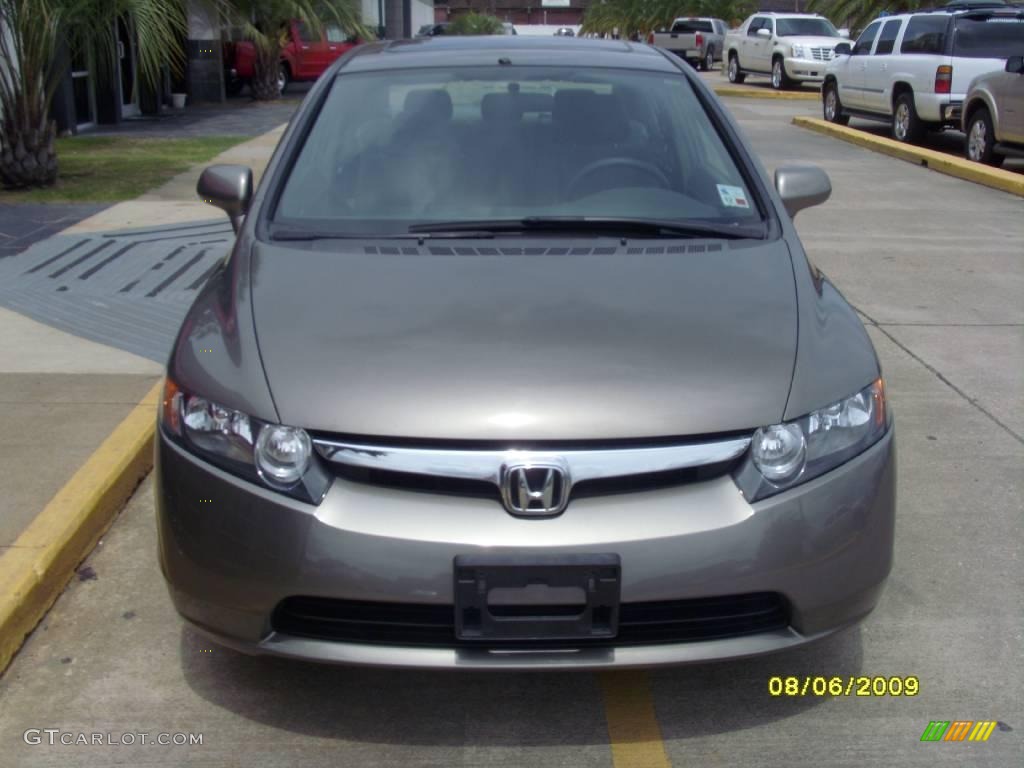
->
223, 20, 360, 95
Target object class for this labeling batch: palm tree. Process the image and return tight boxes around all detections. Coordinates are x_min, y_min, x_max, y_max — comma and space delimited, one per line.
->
0, 0, 187, 188
224, 0, 369, 101
808, 0, 928, 31
447, 12, 505, 36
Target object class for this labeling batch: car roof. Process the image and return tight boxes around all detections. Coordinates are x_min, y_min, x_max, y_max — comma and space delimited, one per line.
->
872, 5, 1022, 21
340, 36, 679, 73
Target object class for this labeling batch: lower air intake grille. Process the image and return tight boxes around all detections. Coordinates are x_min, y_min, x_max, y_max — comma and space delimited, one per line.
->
272, 592, 789, 648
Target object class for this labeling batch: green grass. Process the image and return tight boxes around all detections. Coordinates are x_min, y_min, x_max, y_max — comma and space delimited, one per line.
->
0, 135, 249, 204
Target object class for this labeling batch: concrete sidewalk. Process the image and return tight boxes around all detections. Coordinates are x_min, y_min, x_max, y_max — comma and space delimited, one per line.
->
0, 122, 287, 669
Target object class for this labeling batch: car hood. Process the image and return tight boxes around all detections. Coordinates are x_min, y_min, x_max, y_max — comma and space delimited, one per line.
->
250, 239, 798, 441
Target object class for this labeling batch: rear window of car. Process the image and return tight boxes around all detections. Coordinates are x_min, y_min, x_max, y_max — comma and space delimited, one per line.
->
672, 20, 713, 33
952, 13, 1024, 58
273, 66, 762, 235
775, 18, 839, 37
900, 16, 948, 54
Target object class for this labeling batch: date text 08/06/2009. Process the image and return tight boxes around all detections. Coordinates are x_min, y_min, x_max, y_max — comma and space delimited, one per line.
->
768, 676, 920, 697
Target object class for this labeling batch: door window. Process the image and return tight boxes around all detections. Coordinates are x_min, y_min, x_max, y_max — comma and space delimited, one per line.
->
852, 21, 881, 55
874, 20, 902, 55
747, 18, 766, 36
326, 25, 349, 43
296, 22, 320, 43
899, 16, 948, 54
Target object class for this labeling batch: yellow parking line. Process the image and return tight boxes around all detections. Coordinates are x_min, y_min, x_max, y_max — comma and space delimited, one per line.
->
793, 116, 1024, 198
600, 671, 672, 768
0, 380, 161, 675
713, 85, 818, 100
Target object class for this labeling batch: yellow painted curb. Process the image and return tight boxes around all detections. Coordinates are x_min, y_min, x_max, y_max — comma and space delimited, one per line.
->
713, 84, 819, 100
793, 116, 1024, 198
0, 380, 162, 675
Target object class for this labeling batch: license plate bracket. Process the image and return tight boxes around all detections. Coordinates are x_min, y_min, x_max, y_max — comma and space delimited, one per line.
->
454, 553, 620, 642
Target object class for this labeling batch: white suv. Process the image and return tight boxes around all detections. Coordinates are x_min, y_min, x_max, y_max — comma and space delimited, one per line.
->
821, 1, 1024, 143
724, 13, 847, 90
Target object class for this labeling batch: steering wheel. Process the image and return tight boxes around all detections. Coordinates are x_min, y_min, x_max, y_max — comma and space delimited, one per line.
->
566, 157, 671, 200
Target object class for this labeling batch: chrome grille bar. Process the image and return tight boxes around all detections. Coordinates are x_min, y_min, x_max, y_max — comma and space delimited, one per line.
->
312, 436, 751, 487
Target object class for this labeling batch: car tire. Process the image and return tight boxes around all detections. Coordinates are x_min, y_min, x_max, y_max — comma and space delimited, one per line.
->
727, 54, 745, 84
771, 57, 792, 90
703, 49, 714, 71
823, 82, 849, 126
965, 107, 1004, 167
277, 63, 290, 95
892, 93, 925, 144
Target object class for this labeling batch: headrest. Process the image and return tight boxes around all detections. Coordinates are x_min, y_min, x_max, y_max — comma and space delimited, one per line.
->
403, 89, 453, 123
553, 89, 628, 143
481, 93, 522, 123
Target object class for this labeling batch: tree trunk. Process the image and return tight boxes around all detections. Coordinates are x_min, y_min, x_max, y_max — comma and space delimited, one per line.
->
0, 120, 59, 189
250, 44, 282, 101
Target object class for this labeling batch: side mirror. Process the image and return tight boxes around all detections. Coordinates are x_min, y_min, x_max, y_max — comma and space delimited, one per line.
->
197, 164, 253, 233
1006, 56, 1024, 74
756, 28, 771, 38
775, 164, 832, 219
834, 41, 852, 56
838, 29, 851, 39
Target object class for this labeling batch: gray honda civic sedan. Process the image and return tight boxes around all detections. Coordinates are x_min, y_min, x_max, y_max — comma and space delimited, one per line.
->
157, 36, 895, 669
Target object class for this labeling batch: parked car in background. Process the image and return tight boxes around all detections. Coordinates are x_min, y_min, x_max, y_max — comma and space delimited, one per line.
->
554, 27, 576, 37
224, 20, 360, 95
724, 13, 847, 89
417, 22, 450, 37
648, 17, 728, 71
502, 22, 518, 36
822, 1, 1024, 143
963, 55, 1024, 165
168, 37, 896, 670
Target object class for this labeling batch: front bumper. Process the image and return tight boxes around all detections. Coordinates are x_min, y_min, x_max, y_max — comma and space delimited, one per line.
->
783, 57, 831, 82
156, 429, 896, 669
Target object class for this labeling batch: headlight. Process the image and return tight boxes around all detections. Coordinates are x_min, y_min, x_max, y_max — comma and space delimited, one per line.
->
740, 379, 889, 500
791, 44, 806, 58
159, 378, 328, 503
256, 425, 312, 488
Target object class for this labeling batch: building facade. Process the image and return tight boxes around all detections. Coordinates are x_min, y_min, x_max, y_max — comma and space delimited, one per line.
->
47, 0, 433, 134
435, 1, 591, 27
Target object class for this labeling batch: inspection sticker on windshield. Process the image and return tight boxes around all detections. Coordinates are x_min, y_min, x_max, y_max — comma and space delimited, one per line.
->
717, 184, 750, 209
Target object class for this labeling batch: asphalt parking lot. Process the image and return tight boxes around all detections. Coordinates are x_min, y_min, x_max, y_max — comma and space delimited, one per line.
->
0, 95, 1021, 767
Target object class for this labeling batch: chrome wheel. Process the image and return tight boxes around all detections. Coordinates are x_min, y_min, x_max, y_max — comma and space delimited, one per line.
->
967, 119, 987, 162
825, 89, 838, 121
772, 61, 782, 89
704, 50, 714, 71
894, 102, 910, 141
728, 57, 738, 82
276, 64, 288, 94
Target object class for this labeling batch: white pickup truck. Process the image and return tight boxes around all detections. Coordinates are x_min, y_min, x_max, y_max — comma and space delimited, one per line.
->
648, 17, 729, 71
724, 12, 847, 89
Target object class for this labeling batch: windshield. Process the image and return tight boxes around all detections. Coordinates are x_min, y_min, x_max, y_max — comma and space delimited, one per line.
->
775, 19, 839, 37
273, 66, 761, 236
953, 13, 1024, 58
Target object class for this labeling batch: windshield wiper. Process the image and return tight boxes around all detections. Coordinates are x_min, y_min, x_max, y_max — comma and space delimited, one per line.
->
270, 229, 496, 242
408, 217, 764, 240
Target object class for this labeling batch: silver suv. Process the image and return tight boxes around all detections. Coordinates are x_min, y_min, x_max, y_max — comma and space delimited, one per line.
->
822, 1, 1024, 143
963, 55, 1024, 165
